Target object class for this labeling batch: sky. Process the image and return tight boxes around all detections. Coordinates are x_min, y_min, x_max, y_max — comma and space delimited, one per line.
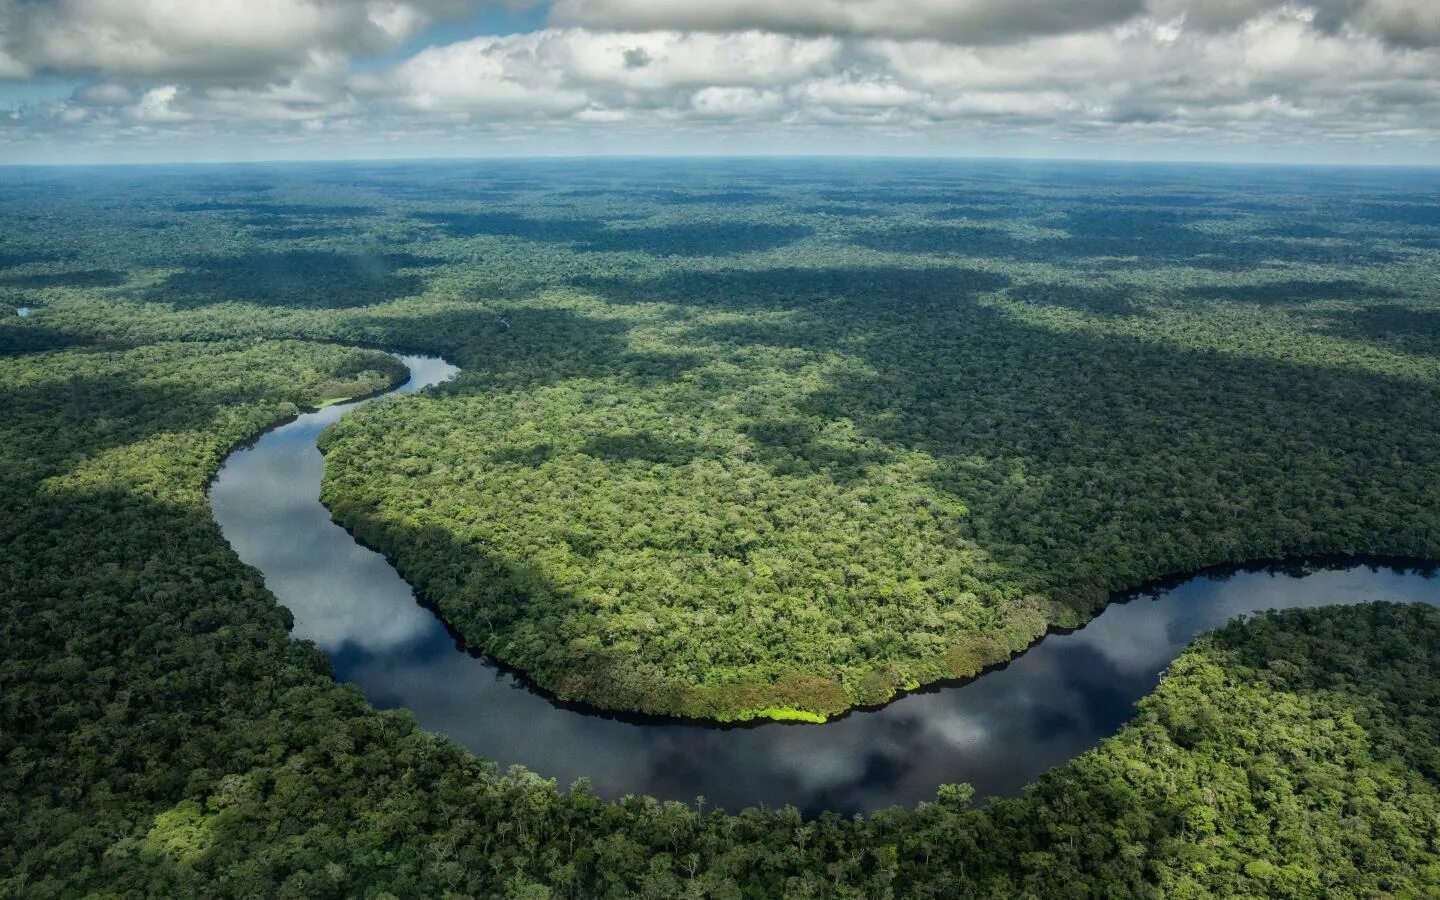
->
0, 0, 1437, 166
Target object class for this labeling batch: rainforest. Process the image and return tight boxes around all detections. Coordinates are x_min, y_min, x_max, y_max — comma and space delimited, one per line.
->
4, 158, 1440, 897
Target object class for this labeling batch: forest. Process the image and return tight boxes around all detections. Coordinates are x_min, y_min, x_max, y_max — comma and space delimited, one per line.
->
2, 158, 1440, 894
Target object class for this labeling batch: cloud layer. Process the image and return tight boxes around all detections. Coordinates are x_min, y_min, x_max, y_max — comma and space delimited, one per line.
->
1, 0, 1437, 162
0, 0, 470, 81
549, 0, 1148, 45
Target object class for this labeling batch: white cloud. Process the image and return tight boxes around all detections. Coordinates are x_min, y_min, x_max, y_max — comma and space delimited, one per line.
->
573, 106, 630, 122
551, 30, 841, 91
1, 0, 1437, 163
866, 9, 1440, 130
797, 76, 926, 109
1341, 0, 1440, 48
359, 28, 842, 118
367, 32, 589, 116
1147, 0, 1289, 30
0, 51, 28, 80
130, 85, 190, 122
72, 82, 134, 106
1151, 0, 1440, 46
0, 0, 493, 82
554, 0, 1440, 47
689, 86, 785, 119
550, 0, 1146, 45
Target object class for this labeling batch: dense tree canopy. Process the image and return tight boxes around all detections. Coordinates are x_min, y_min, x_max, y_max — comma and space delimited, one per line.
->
2, 158, 1439, 894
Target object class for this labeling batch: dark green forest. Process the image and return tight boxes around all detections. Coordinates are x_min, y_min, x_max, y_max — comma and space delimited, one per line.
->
3, 159, 1440, 895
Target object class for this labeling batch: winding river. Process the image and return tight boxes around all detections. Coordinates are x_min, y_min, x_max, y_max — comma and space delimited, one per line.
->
209, 353, 1440, 816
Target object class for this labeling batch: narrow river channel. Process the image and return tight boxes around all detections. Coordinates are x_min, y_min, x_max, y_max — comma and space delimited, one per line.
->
209, 353, 1440, 816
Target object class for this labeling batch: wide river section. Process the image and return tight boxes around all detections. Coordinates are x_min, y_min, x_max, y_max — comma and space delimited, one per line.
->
209, 354, 1440, 815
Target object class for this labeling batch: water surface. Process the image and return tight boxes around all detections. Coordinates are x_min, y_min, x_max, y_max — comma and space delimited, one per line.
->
210, 354, 1440, 815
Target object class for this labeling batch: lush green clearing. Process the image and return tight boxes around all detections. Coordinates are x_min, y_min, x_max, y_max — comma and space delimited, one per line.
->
3, 159, 1440, 893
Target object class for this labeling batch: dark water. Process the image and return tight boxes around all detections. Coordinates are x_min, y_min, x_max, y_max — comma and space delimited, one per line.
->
210, 354, 1440, 815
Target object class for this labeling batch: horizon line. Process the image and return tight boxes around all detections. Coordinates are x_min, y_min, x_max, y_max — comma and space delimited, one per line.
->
1, 150, 1438, 173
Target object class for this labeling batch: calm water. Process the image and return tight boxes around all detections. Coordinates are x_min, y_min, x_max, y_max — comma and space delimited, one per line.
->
210, 354, 1440, 815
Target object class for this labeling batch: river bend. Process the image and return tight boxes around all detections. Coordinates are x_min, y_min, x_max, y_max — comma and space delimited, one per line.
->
209, 353, 1440, 815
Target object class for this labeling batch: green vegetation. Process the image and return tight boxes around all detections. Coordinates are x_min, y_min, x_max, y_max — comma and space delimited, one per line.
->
8, 420, 1440, 899
3, 159, 1440, 893
752, 707, 829, 724
317, 265, 1440, 719
304, 164, 1440, 720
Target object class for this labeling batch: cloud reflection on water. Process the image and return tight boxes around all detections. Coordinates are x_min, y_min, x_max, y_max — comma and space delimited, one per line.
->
210, 355, 1440, 815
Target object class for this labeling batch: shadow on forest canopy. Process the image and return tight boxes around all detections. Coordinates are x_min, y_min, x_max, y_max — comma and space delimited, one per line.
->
853, 210, 1399, 270
564, 262, 1440, 610
1183, 279, 1402, 306
142, 250, 441, 309
345, 305, 638, 389
1318, 304, 1440, 353
172, 201, 377, 217
413, 211, 811, 257
1, 270, 128, 290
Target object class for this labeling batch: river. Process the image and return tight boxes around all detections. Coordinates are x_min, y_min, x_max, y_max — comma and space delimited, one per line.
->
209, 353, 1440, 815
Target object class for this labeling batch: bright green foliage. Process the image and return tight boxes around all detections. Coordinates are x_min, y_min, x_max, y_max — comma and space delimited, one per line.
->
143, 800, 217, 865
752, 707, 828, 723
